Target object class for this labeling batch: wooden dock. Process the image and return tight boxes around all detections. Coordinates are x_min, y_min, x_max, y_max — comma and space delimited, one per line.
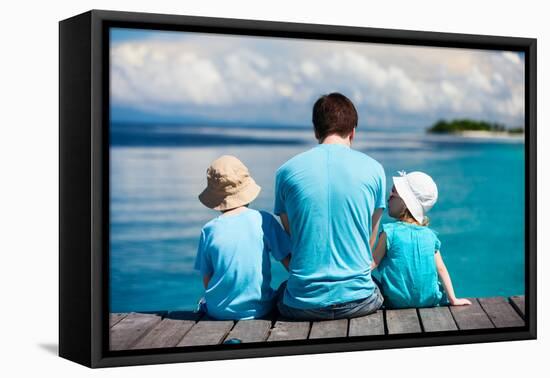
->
109, 295, 525, 351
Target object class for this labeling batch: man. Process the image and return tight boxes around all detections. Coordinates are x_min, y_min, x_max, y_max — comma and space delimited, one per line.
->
274, 92, 386, 320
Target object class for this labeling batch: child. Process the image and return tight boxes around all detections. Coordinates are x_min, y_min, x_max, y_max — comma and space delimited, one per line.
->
194, 155, 291, 320
371, 170, 471, 309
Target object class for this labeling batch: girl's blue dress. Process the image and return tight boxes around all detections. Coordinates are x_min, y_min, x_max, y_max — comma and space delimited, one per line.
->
377, 222, 449, 308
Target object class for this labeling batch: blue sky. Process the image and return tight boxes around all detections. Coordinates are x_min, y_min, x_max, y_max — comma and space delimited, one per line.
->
110, 28, 525, 129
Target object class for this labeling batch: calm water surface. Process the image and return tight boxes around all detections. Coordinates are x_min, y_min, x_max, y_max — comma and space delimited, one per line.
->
110, 124, 525, 312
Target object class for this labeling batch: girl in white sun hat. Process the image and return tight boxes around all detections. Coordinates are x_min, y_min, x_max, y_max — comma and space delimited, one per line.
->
371, 170, 471, 309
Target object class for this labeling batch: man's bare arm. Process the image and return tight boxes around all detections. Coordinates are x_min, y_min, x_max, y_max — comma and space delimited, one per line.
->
371, 231, 387, 270
202, 275, 211, 289
279, 213, 291, 235
281, 255, 291, 271
370, 208, 383, 251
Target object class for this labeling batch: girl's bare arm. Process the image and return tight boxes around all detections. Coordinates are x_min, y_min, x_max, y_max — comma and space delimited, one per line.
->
435, 252, 471, 306
371, 232, 387, 270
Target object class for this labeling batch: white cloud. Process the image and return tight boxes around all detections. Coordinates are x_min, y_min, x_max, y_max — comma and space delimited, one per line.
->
468, 66, 493, 93
300, 61, 321, 79
111, 31, 525, 127
502, 51, 522, 65
440, 81, 461, 105
323, 50, 427, 112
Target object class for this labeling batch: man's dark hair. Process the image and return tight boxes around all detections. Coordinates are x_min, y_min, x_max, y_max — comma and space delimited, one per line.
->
312, 93, 358, 141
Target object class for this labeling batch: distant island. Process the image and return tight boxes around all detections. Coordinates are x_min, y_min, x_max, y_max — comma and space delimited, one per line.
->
427, 119, 524, 137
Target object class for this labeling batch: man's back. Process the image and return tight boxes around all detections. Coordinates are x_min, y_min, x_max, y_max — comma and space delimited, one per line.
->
275, 143, 386, 309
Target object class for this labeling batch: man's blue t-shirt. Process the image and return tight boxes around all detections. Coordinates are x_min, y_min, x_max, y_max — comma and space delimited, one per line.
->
194, 208, 291, 320
377, 222, 446, 308
274, 143, 386, 309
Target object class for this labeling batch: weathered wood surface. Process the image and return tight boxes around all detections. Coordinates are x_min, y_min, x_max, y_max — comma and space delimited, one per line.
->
225, 319, 272, 343
419, 307, 457, 332
309, 319, 348, 339
386, 308, 422, 334
109, 313, 128, 328
449, 298, 494, 330
110, 313, 162, 350
349, 311, 385, 336
478, 297, 525, 328
267, 321, 310, 341
509, 295, 525, 319
177, 320, 234, 347
109, 296, 525, 350
132, 311, 200, 349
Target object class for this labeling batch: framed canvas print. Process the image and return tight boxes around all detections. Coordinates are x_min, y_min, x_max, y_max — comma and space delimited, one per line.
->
59, 9, 537, 368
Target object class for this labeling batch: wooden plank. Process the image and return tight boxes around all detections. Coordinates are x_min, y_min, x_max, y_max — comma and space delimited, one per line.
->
141, 310, 168, 317
478, 297, 525, 328
177, 320, 234, 347
131, 318, 195, 349
267, 321, 311, 341
131, 311, 201, 349
509, 295, 525, 319
164, 310, 203, 321
224, 320, 272, 343
449, 298, 494, 330
418, 307, 458, 332
309, 319, 348, 339
349, 311, 385, 336
109, 313, 128, 328
109, 313, 162, 351
386, 309, 421, 334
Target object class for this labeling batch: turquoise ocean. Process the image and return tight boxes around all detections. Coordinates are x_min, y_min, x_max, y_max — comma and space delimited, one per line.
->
109, 123, 525, 312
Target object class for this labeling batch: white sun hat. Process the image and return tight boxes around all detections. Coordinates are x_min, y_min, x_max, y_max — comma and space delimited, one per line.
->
392, 170, 438, 224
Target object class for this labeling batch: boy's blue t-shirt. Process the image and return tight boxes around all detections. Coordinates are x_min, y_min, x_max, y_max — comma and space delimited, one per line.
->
378, 222, 446, 308
274, 144, 386, 309
194, 208, 291, 320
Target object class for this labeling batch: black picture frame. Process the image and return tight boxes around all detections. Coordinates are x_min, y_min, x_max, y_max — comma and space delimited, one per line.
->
59, 9, 537, 368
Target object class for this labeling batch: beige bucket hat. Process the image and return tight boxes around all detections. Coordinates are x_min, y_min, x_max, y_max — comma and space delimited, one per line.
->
198, 155, 261, 211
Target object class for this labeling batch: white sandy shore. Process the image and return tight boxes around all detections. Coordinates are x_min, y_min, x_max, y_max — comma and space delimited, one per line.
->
456, 130, 524, 141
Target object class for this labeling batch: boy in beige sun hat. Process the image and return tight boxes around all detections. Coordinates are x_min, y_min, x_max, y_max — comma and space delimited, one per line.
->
198, 155, 262, 211
194, 155, 291, 320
